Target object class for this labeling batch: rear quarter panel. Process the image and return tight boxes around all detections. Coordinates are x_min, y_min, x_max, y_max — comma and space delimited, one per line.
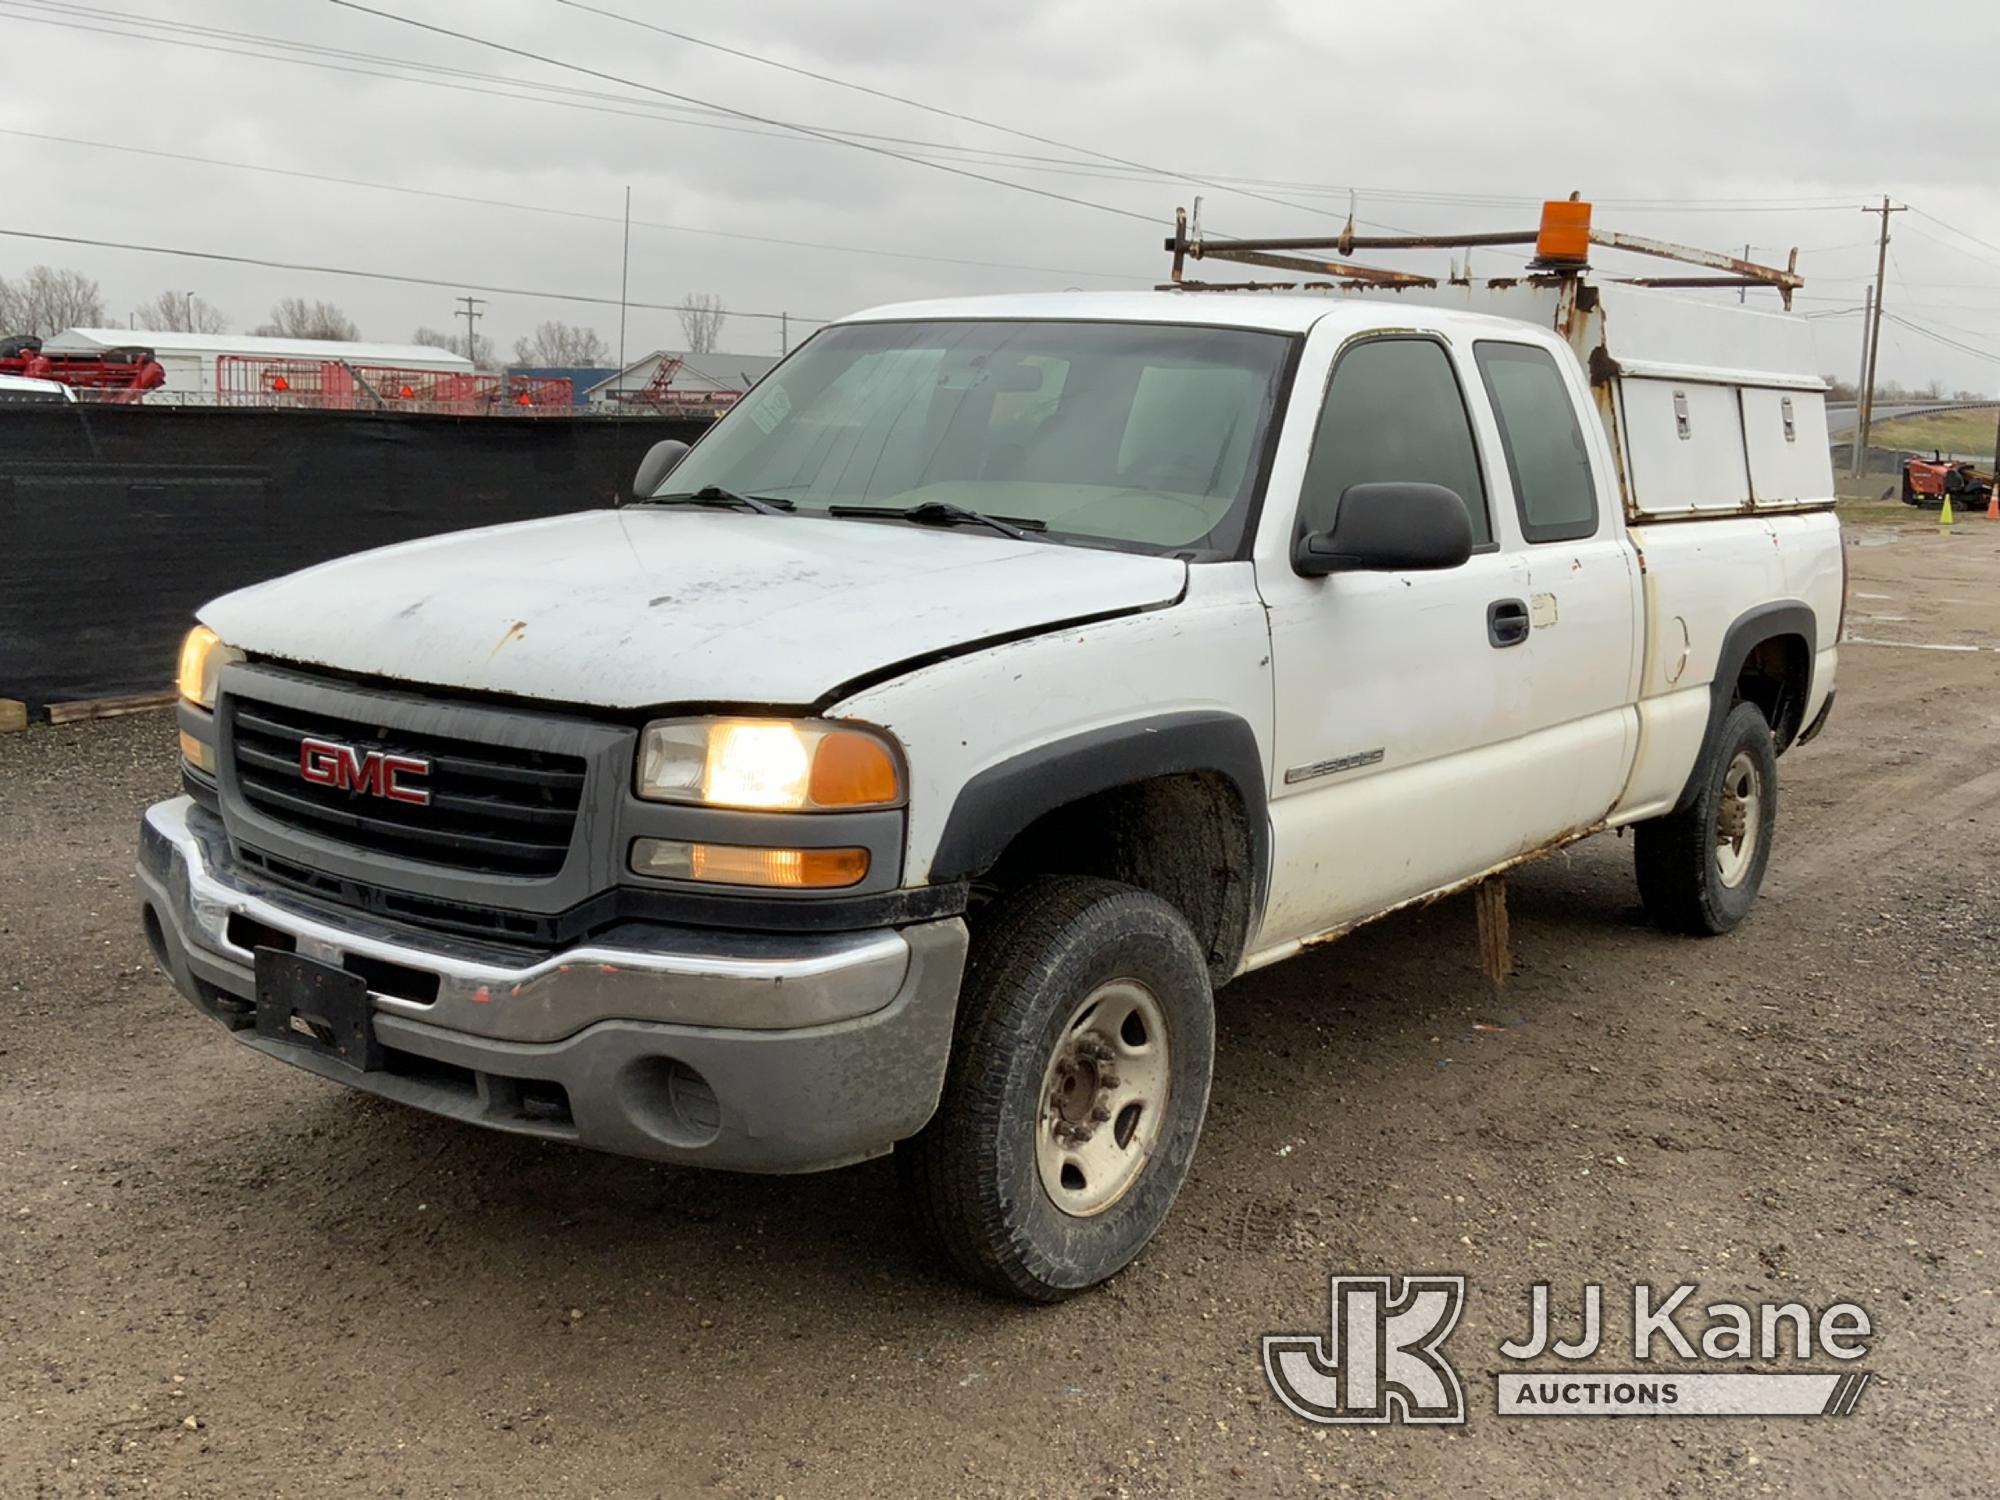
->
1612, 510, 1843, 822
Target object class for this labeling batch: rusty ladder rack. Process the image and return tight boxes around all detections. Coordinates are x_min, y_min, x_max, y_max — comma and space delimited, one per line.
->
1161, 197, 1805, 311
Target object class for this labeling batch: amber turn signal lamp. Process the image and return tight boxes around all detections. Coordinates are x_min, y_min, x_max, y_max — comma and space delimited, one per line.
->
178, 730, 216, 774
808, 729, 902, 808
1536, 198, 1592, 264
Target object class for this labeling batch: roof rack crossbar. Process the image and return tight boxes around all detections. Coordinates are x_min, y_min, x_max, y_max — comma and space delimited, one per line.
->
1163, 202, 1805, 310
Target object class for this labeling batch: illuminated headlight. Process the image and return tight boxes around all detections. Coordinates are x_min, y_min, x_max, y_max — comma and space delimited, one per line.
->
176, 625, 244, 712
634, 718, 903, 811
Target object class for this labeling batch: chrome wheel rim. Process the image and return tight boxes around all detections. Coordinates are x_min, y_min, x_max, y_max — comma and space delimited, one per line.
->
1715, 751, 1762, 889
1034, 979, 1171, 1218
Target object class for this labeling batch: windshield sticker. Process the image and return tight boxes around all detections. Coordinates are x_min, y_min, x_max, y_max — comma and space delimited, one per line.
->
746, 383, 791, 434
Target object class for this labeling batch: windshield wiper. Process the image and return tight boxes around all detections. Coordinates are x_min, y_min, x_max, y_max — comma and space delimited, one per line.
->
644, 485, 795, 515
826, 500, 1047, 541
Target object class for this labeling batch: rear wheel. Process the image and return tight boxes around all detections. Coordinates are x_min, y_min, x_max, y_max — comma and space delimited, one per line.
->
898, 877, 1214, 1302
1634, 701, 1779, 935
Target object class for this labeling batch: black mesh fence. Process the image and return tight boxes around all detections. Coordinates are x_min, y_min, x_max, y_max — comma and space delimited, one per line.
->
0, 405, 705, 714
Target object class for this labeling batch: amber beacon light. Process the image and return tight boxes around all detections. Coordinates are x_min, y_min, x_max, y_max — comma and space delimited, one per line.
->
1536, 197, 1593, 264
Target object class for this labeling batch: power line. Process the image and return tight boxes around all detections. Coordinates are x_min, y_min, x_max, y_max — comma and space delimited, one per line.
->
0, 2, 1889, 235
0, 4, 1188, 209
0, 127, 1142, 283
1902, 217, 2000, 273
549, 0, 1398, 230
319, 0, 1163, 226
0, 227, 826, 325
0, 0, 1407, 237
1907, 207, 2000, 261
1883, 311, 2000, 364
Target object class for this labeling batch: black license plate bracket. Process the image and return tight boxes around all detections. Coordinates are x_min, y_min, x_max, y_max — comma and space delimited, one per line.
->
253, 948, 381, 1071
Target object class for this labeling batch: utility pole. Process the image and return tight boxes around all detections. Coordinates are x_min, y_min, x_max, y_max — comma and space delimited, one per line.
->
1740, 245, 1750, 305
618, 185, 631, 378
780, 312, 788, 355
1855, 196, 1906, 478
454, 294, 486, 364
1840, 290, 1872, 478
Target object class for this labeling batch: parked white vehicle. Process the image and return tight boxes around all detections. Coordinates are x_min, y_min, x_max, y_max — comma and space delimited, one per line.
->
0, 373, 76, 403
140, 244, 1842, 1299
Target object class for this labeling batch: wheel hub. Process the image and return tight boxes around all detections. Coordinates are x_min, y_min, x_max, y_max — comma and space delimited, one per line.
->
1034, 981, 1171, 1217
1714, 749, 1762, 889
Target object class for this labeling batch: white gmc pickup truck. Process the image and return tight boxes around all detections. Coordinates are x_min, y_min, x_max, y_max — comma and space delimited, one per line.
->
140, 272, 1842, 1300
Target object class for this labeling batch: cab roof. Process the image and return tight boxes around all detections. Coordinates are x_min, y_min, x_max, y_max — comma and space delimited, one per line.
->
834, 289, 1610, 351
839, 290, 1420, 337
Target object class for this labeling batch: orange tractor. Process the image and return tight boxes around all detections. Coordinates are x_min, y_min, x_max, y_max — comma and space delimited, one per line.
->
1901, 451, 1993, 509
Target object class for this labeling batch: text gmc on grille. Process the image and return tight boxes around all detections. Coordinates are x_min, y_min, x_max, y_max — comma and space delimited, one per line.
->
228, 697, 586, 877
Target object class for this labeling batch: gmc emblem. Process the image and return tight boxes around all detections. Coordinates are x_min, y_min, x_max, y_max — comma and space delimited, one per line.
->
298, 736, 432, 806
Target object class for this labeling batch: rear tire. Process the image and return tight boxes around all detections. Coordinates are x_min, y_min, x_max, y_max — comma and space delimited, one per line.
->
898, 877, 1214, 1302
1634, 701, 1779, 936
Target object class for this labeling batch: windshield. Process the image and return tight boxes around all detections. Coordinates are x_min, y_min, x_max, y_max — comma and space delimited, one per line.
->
655, 319, 1295, 554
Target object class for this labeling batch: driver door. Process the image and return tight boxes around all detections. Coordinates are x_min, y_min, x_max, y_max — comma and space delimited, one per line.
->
1252, 331, 1541, 951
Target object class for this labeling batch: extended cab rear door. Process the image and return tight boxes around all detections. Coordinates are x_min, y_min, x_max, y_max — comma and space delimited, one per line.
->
1468, 334, 1643, 837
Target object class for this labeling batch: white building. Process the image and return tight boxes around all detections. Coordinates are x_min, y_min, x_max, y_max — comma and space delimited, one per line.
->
40, 328, 474, 402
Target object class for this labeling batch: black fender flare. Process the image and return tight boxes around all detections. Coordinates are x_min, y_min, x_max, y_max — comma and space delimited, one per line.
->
1676, 600, 1817, 807
929, 710, 1270, 924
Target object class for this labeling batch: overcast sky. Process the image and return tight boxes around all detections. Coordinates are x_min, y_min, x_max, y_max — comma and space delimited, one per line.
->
3, 0, 1998, 391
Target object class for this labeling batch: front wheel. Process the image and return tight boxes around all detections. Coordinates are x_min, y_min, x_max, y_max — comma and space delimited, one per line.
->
1634, 701, 1779, 935
898, 877, 1215, 1302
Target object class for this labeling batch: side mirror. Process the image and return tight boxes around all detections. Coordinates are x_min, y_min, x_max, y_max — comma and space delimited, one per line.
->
1293, 482, 1474, 577
629, 438, 691, 502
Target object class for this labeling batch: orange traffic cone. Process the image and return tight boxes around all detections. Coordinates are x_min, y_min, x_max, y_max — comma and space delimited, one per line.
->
1987, 488, 1999, 521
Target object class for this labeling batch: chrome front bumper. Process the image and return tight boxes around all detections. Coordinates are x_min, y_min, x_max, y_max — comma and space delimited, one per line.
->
136, 797, 969, 1171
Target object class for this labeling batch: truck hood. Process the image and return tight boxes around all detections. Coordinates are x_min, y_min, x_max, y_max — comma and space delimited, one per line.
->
200, 508, 1187, 710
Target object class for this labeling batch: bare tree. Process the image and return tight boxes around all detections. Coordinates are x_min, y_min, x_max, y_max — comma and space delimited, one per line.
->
677, 293, 726, 355
412, 325, 493, 369
0, 265, 107, 335
512, 320, 609, 367
255, 297, 360, 341
136, 290, 229, 334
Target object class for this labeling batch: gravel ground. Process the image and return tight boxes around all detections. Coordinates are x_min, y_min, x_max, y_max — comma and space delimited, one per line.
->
3, 516, 1996, 1499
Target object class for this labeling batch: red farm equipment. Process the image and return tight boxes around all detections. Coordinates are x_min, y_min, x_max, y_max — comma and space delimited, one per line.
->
608, 354, 744, 415
0, 335, 166, 402
216, 356, 572, 413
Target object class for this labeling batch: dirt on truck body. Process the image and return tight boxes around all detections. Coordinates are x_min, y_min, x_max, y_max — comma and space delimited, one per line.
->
3, 513, 1996, 1497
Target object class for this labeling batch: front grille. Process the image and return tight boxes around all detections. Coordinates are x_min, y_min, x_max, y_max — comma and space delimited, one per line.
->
228, 695, 586, 877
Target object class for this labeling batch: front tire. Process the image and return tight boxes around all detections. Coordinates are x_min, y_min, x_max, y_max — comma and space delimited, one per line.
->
899, 877, 1215, 1302
1634, 700, 1779, 935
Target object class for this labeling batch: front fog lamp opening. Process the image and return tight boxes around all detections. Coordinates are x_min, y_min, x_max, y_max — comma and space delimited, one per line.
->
634, 718, 902, 811
630, 838, 870, 890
